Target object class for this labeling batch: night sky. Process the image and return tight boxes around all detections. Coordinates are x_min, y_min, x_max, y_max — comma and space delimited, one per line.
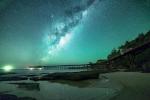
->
0, 0, 150, 67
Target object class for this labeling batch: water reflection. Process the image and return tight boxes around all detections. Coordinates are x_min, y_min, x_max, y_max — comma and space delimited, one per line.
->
48, 80, 94, 88
9, 82, 40, 91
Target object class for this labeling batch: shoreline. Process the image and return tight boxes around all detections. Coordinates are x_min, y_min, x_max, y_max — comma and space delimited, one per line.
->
0, 71, 150, 100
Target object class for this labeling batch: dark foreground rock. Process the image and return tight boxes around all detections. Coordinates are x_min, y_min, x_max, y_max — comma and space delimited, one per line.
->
0, 76, 28, 81
0, 72, 16, 76
0, 94, 36, 100
30, 71, 100, 81
19, 97, 36, 100
142, 62, 150, 73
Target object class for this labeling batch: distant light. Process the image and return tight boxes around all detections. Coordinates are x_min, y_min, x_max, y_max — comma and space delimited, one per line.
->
28, 67, 34, 71
27, 67, 43, 71
38, 68, 43, 70
3, 65, 13, 72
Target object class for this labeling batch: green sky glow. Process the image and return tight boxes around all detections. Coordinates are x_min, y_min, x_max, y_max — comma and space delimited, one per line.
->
0, 0, 150, 67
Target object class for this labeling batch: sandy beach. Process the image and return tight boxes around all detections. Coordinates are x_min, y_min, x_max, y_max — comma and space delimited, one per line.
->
102, 72, 150, 100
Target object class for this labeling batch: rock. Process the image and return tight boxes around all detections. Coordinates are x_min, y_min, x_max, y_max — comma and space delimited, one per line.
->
30, 71, 100, 81
19, 97, 36, 100
142, 62, 150, 73
0, 94, 18, 100
0, 72, 16, 76
0, 94, 36, 100
0, 76, 28, 81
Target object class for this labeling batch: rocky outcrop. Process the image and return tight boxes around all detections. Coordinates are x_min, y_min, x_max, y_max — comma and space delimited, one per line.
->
0, 94, 36, 100
142, 62, 150, 73
0, 76, 28, 81
30, 71, 100, 81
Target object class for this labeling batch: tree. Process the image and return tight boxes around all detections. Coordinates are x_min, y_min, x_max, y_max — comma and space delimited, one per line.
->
107, 48, 119, 59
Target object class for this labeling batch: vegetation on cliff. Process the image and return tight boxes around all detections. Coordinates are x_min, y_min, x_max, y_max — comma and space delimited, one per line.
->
107, 30, 150, 72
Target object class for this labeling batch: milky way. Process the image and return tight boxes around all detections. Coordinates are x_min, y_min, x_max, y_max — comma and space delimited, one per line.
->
42, 0, 99, 62
0, 0, 150, 67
